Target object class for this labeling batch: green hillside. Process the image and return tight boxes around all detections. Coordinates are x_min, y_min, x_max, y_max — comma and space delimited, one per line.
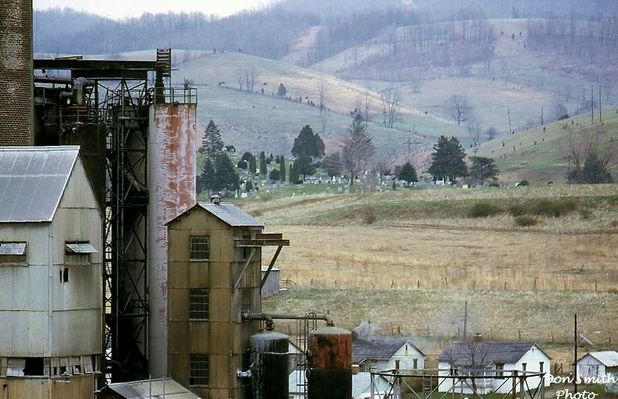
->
174, 52, 458, 155
475, 111, 618, 184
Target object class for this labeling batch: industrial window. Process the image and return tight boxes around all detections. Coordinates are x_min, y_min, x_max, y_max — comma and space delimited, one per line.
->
189, 354, 209, 386
496, 363, 504, 377
0, 242, 27, 265
189, 289, 209, 320
189, 236, 209, 260
24, 358, 44, 376
65, 241, 97, 265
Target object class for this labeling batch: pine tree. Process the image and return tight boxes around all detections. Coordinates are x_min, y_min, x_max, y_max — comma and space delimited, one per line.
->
279, 156, 286, 182
322, 152, 343, 177
428, 136, 468, 181
212, 153, 239, 193
398, 162, 418, 185
259, 151, 267, 176
341, 114, 375, 185
277, 83, 287, 97
292, 125, 325, 159
469, 156, 499, 184
249, 154, 257, 174
289, 163, 299, 184
201, 120, 224, 156
197, 157, 215, 193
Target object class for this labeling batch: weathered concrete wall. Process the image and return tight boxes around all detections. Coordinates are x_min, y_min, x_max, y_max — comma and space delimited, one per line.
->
0, 0, 33, 145
148, 103, 197, 377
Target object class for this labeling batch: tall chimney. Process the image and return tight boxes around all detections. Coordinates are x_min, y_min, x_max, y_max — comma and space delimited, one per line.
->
0, 0, 34, 145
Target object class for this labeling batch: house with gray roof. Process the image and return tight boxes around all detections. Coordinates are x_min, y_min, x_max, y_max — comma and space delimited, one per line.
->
352, 337, 425, 372
438, 341, 551, 394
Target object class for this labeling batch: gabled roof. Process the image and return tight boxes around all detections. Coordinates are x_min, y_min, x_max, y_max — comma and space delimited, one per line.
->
580, 351, 618, 367
0, 146, 79, 223
102, 377, 199, 399
352, 337, 424, 364
438, 341, 550, 366
168, 202, 264, 228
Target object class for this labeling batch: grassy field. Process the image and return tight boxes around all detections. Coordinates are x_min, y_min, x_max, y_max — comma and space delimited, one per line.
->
475, 110, 618, 184
173, 51, 456, 155
250, 184, 618, 366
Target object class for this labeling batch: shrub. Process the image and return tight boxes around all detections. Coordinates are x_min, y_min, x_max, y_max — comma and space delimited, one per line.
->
533, 199, 578, 217
508, 204, 527, 217
609, 220, 618, 229
514, 215, 538, 227
518, 180, 530, 186
578, 208, 592, 219
361, 206, 377, 224
468, 202, 502, 218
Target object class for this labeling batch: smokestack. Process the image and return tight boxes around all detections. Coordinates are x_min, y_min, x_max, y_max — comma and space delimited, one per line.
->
0, 0, 34, 145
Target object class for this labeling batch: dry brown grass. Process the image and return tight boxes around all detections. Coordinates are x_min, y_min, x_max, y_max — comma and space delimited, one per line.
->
255, 184, 618, 362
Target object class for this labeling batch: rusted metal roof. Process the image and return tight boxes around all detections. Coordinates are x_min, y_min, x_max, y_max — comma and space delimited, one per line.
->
0, 146, 79, 223
197, 202, 264, 227
103, 377, 200, 399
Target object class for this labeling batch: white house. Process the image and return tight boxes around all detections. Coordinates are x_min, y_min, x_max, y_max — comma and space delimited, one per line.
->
577, 351, 618, 382
352, 337, 425, 372
0, 146, 103, 398
438, 341, 551, 394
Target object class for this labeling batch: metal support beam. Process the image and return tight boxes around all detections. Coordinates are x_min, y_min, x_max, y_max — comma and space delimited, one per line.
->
260, 245, 283, 289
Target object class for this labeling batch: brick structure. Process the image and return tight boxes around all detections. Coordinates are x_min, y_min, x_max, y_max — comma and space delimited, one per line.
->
0, 0, 33, 145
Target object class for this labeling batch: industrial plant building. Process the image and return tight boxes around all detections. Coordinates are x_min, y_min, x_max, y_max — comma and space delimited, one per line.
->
0, 146, 103, 398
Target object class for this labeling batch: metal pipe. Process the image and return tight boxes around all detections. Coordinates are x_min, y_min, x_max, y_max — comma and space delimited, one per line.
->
242, 311, 333, 326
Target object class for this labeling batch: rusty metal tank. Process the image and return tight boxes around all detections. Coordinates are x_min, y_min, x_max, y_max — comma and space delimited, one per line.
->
250, 330, 289, 399
307, 326, 352, 399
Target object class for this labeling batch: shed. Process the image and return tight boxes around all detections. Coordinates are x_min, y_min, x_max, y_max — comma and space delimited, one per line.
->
261, 265, 280, 297
577, 351, 618, 382
99, 377, 200, 399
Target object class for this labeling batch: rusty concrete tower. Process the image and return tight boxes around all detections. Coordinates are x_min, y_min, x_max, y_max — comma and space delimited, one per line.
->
0, 0, 34, 145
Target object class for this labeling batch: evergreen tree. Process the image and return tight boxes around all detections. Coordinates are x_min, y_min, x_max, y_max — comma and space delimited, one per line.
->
341, 114, 375, 185
241, 151, 253, 162
294, 156, 316, 180
279, 156, 286, 182
469, 156, 499, 184
249, 154, 257, 174
269, 169, 280, 181
322, 152, 343, 177
197, 157, 215, 193
289, 163, 300, 184
291, 125, 325, 159
398, 162, 418, 185
259, 151, 267, 176
236, 159, 248, 169
201, 120, 224, 156
428, 136, 468, 181
277, 83, 287, 97
568, 152, 613, 184
212, 153, 240, 193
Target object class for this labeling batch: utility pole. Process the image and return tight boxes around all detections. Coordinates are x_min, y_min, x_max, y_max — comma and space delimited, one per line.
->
591, 85, 594, 124
463, 301, 468, 341
599, 84, 602, 123
507, 109, 512, 135
574, 313, 578, 394
541, 106, 544, 126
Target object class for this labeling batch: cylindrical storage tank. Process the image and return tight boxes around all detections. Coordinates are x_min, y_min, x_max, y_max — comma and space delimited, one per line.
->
308, 326, 352, 399
0, 0, 33, 145
250, 331, 289, 399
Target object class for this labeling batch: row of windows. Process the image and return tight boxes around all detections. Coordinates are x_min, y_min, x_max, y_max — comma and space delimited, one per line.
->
189, 354, 209, 386
0, 241, 97, 265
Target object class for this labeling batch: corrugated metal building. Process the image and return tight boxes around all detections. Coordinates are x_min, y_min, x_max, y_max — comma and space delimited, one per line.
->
98, 377, 200, 399
166, 202, 288, 399
0, 0, 34, 145
0, 146, 103, 398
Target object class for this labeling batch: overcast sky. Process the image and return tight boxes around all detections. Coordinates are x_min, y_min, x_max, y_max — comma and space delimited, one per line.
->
33, 0, 280, 19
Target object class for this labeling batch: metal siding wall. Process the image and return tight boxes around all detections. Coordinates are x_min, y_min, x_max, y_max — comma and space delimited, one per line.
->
0, 0, 33, 145
148, 103, 197, 377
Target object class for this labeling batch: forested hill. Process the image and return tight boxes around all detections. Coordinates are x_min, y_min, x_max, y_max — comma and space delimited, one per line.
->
34, 0, 618, 58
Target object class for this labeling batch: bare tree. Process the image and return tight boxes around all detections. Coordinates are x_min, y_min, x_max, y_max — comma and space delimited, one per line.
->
381, 90, 400, 128
318, 80, 327, 115
565, 127, 616, 182
235, 68, 245, 91
466, 113, 482, 151
448, 94, 472, 126
244, 66, 258, 93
